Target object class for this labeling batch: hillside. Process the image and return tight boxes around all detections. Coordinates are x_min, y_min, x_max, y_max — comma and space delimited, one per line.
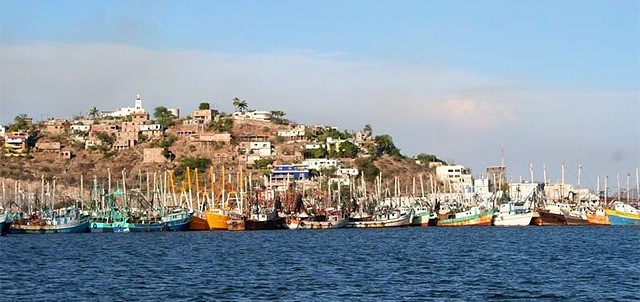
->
0, 114, 441, 198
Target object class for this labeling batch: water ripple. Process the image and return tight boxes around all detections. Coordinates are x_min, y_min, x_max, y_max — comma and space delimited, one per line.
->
1, 227, 638, 301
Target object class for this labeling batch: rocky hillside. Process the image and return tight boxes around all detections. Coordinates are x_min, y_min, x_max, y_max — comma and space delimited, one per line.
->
1, 116, 440, 197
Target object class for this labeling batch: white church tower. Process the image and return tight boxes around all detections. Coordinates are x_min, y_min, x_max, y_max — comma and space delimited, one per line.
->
135, 94, 143, 110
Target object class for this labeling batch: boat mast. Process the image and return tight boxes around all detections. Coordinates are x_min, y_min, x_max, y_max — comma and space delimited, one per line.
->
561, 163, 565, 202
419, 174, 425, 200
604, 175, 609, 207
122, 170, 127, 208
186, 167, 193, 211
79, 174, 84, 209
626, 173, 630, 202
616, 172, 620, 201
41, 175, 45, 214
146, 171, 150, 202
221, 166, 226, 210
107, 168, 111, 195
529, 163, 534, 184
637, 168, 640, 203
195, 168, 201, 211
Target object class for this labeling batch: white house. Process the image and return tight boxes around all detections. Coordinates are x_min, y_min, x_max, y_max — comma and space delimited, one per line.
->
0, 125, 5, 138
140, 124, 163, 131
302, 158, 339, 171
336, 168, 359, 177
70, 125, 91, 132
277, 129, 305, 138
304, 144, 323, 150
435, 165, 474, 193
106, 94, 146, 117
249, 141, 272, 157
239, 141, 272, 157
232, 111, 272, 121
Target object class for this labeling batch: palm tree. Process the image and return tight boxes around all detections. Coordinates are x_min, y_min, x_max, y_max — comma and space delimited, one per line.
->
88, 107, 100, 121
238, 100, 248, 112
232, 97, 241, 112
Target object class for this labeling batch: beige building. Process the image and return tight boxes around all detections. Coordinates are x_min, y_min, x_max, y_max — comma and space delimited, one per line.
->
36, 141, 62, 152
191, 109, 218, 125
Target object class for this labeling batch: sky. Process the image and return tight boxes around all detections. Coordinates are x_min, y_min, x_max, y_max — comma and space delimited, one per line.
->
1, 0, 639, 188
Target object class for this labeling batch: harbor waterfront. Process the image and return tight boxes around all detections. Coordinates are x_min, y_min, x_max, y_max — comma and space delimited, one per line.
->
0, 227, 638, 301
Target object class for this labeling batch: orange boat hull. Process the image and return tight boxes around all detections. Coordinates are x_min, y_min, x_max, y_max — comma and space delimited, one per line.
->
205, 211, 229, 230
587, 214, 610, 225
189, 215, 210, 231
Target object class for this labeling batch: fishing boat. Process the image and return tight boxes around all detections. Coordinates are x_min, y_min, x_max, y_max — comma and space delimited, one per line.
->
411, 206, 432, 226
605, 201, 640, 225
298, 210, 347, 229
493, 203, 533, 226
10, 207, 90, 234
205, 208, 230, 230
189, 211, 210, 231
437, 206, 493, 226
537, 203, 570, 226
161, 208, 192, 231
348, 207, 413, 228
126, 210, 165, 232
1, 212, 12, 236
228, 211, 284, 231
586, 208, 610, 225
564, 207, 589, 226
90, 210, 130, 233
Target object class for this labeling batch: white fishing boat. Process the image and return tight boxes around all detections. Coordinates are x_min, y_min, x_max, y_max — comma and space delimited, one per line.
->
347, 207, 413, 228
411, 206, 432, 226
285, 210, 348, 229
493, 203, 533, 226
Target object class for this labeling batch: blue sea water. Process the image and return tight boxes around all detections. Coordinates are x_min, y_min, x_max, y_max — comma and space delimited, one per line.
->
1, 227, 638, 301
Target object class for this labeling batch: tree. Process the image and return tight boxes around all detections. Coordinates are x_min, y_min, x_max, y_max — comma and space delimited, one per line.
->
232, 97, 241, 112
355, 157, 380, 182
153, 106, 176, 127
374, 134, 401, 157
199, 102, 210, 110
208, 118, 233, 133
253, 158, 274, 170
416, 153, 447, 165
96, 132, 115, 148
336, 141, 359, 158
88, 107, 100, 121
8, 114, 30, 132
304, 147, 328, 159
238, 100, 248, 112
270, 110, 289, 125
180, 156, 211, 172
363, 124, 373, 138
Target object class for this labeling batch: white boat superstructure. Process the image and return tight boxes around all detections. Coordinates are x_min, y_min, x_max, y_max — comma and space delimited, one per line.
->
493, 203, 533, 226
347, 207, 413, 228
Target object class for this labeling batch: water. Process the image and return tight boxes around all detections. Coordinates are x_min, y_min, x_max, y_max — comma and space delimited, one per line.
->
1, 227, 638, 301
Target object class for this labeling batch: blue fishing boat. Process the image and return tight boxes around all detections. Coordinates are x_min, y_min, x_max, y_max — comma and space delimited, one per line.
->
10, 207, 90, 234
605, 201, 640, 226
89, 191, 131, 233
127, 212, 165, 232
161, 208, 192, 231
90, 212, 130, 233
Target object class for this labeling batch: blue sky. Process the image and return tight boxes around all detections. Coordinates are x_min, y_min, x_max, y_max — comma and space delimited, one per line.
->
1, 0, 638, 186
